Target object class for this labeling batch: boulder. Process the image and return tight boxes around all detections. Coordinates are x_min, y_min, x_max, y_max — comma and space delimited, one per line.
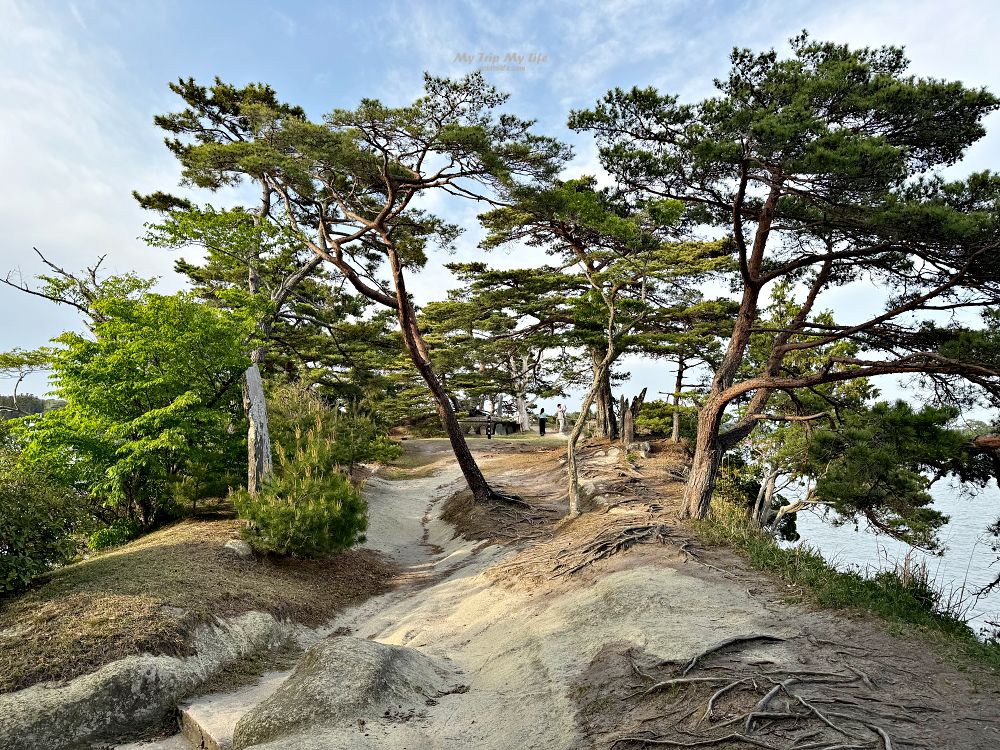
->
223, 539, 254, 559
232, 636, 454, 749
0, 612, 292, 750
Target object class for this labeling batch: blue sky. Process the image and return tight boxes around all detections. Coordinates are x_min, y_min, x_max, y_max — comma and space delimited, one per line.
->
3, 0, 1000, 407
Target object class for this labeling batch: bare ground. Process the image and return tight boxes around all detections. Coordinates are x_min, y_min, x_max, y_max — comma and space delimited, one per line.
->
8, 435, 1000, 750
353, 437, 1000, 750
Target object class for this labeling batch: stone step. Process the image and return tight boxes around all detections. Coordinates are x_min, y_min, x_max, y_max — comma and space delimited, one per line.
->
178, 670, 290, 750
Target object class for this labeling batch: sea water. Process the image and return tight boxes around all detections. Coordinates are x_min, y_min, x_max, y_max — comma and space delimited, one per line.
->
791, 479, 1000, 637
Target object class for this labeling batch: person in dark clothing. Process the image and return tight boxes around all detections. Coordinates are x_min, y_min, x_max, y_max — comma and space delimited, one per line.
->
486, 415, 494, 440
539, 408, 547, 436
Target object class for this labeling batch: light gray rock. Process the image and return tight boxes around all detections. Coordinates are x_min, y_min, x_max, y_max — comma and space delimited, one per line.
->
223, 539, 254, 559
0, 612, 294, 750
232, 636, 455, 750
625, 441, 652, 458
180, 670, 290, 750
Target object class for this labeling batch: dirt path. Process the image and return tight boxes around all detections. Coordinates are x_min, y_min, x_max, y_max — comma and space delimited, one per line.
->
133, 438, 1000, 749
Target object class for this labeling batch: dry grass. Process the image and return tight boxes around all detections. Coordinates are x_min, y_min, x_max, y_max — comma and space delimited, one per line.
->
376, 439, 454, 480
0, 519, 395, 693
376, 461, 447, 481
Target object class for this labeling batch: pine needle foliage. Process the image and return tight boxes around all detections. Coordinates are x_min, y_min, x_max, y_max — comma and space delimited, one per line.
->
233, 415, 369, 557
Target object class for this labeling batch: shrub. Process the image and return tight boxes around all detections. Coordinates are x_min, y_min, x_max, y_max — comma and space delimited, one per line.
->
268, 382, 402, 467
87, 518, 143, 551
0, 449, 87, 593
635, 399, 699, 440
232, 418, 368, 557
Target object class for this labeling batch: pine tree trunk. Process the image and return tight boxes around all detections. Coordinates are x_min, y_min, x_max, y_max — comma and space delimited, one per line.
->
243, 349, 273, 495
421, 360, 494, 502
386, 243, 495, 503
671, 356, 686, 443
591, 349, 617, 439
681, 399, 726, 519
514, 354, 531, 432
567, 374, 602, 517
752, 466, 778, 527
516, 394, 530, 432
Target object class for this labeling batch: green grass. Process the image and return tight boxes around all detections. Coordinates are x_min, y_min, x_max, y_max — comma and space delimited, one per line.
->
694, 498, 1000, 674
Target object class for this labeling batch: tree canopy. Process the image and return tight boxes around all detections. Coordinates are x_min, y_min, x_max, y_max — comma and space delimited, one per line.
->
16, 288, 254, 526
571, 34, 1000, 518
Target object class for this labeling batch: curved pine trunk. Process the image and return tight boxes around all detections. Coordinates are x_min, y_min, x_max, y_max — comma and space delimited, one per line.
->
386, 244, 494, 503
671, 356, 686, 443
422, 365, 494, 503
567, 381, 599, 517
681, 400, 726, 519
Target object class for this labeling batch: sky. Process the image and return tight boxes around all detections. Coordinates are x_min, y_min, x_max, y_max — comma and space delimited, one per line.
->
3, 0, 1000, 408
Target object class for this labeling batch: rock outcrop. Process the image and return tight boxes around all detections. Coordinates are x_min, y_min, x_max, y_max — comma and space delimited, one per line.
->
232, 636, 456, 749
0, 612, 294, 750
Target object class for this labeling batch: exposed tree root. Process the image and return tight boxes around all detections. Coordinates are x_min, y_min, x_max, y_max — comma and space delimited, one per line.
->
611, 732, 782, 748
485, 486, 532, 509
663, 634, 786, 676
609, 637, 905, 750
552, 522, 676, 577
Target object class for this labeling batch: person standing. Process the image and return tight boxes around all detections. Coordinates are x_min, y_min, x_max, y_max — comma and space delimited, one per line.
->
556, 403, 567, 433
538, 408, 547, 437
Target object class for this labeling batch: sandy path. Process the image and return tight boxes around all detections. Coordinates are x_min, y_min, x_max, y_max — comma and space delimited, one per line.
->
126, 441, 1000, 749
251, 441, 1000, 750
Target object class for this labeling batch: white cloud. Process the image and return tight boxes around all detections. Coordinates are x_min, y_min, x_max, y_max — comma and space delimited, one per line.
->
3, 0, 999, 407
0, 1, 189, 392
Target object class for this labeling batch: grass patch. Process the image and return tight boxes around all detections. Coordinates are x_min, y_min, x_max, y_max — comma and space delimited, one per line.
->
376, 440, 451, 480
0, 518, 395, 693
694, 499, 1000, 673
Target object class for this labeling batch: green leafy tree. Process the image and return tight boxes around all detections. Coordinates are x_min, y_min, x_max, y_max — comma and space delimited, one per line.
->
138, 77, 322, 494
17, 290, 253, 527
0, 446, 87, 593
572, 35, 1000, 518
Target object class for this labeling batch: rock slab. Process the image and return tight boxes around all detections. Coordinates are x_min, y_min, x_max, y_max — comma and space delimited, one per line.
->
0, 612, 292, 750
232, 636, 455, 749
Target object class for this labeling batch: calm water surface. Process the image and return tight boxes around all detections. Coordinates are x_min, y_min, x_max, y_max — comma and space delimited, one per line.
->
791, 479, 1000, 635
